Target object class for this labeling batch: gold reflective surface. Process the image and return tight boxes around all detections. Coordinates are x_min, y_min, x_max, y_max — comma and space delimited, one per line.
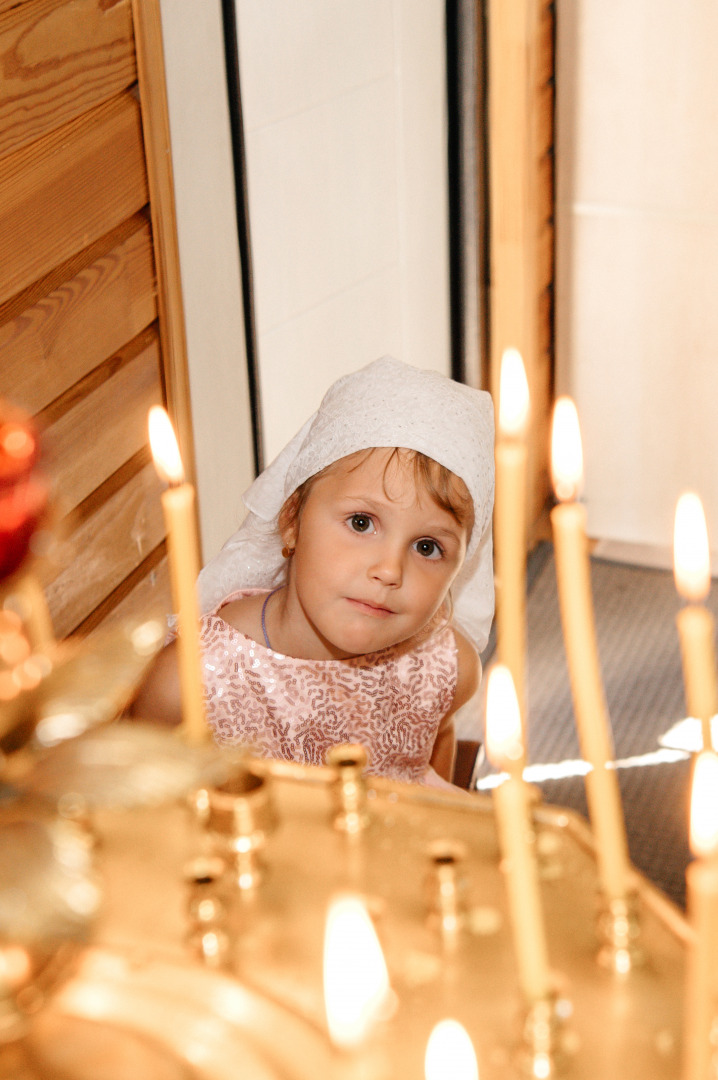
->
0, 757, 686, 1080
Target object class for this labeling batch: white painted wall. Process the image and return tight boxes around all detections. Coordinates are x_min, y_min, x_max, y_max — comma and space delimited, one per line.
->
556, 1, 718, 564
160, 1, 451, 556
159, 0, 254, 563
234, 0, 451, 464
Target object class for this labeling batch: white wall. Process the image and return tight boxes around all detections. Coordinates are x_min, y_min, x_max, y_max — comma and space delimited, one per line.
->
234, 0, 451, 464
159, 0, 255, 563
160, 1, 451, 557
556, 1, 718, 564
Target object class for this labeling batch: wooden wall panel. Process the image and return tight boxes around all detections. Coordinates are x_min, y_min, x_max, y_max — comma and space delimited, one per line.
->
85, 554, 171, 641
0, 0, 192, 640
0, 0, 136, 161
0, 216, 156, 414
39, 330, 163, 515
0, 91, 148, 306
45, 462, 165, 639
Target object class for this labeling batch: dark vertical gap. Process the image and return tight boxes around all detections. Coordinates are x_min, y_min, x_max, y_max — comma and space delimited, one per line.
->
445, 0, 464, 383
220, 0, 263, 474
477, 0, 491, 392
446, 1, 489, 389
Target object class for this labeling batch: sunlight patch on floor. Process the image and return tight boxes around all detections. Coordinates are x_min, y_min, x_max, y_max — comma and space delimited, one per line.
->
475, 746, 690, 791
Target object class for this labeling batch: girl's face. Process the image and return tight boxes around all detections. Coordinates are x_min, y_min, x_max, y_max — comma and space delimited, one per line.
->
279, 449, 469, 660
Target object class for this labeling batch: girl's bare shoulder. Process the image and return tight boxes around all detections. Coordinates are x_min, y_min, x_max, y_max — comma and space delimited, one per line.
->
451, 626, 481, 711
216, 590, 267, 642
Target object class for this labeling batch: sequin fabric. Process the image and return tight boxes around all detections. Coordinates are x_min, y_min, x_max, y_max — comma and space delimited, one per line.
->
200, 590, 458, 785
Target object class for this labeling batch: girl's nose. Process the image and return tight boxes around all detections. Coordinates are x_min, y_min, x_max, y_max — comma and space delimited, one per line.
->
368, 544, 403, 587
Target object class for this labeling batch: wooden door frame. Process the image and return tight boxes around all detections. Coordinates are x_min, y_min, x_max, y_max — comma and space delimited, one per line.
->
487, 0, 555, 543
131, 0, 195, 489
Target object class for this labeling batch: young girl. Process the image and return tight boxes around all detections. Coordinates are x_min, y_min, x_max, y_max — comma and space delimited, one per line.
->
134, 357, 495, 789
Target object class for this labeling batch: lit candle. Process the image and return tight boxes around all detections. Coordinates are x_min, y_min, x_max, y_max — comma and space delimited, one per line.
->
495, 347, 530, 758
323, 893, 392, 1050
674, 493, 717, 750
148, 406, 207, 744
486, 665, 551, 1004
425, 1019, 479, 1080
549, 398, 630, 902
682, 749, 718, 1080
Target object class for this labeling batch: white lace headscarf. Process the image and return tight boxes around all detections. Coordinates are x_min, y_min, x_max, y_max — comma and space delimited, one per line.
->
198, 357, 495, 651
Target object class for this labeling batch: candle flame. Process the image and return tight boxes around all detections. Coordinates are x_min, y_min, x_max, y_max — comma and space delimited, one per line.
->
0, 423, 35, 462
425, 1019, 479, 1080
323, 894, 391, 1049
551, 397, 583, 502
690, 749, 718, 857
673, 492, 711, 602
499, 348, 530, 437
148, 406, 184, 485
485, 664, 524, 771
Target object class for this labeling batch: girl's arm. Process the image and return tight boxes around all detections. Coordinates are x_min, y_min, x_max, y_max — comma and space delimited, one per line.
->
129, 640, 184, 728
429, 628, 481, 782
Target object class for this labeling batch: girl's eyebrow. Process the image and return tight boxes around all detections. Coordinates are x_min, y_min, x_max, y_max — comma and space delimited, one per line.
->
335, 491, 387, 507
425, 523, 464, 541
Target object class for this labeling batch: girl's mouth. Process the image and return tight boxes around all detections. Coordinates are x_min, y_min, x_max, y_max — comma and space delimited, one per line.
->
346, 598, 394, 617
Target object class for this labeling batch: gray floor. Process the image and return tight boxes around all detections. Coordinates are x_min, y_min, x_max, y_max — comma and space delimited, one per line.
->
475, 543, 715, 910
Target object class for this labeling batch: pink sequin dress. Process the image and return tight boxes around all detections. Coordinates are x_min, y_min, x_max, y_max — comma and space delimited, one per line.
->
199, 589, 459, 786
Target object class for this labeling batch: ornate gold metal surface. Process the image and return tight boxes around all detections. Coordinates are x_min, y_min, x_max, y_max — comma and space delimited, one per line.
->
3, 757, 686, 1079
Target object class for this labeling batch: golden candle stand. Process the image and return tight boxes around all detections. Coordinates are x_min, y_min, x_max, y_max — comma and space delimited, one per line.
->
0, 706, 691, 1080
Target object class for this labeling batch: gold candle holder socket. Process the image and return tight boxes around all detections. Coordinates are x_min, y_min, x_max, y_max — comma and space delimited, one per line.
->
326, 743, 371, 834
184, 856, 230, 968
524, 787, 566, 883
200, 768, 276, 891
516, 987, 573, 1079
596, 889, 644, 973
424, 838, 469, 942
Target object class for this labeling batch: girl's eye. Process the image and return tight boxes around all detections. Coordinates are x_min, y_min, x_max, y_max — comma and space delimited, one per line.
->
348, 513, 375, 534
414, 538, 443, 560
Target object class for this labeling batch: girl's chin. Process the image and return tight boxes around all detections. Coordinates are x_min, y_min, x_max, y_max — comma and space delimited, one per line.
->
318, 625, 414, 660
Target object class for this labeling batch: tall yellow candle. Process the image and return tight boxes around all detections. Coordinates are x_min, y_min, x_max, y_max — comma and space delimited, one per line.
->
486, 665, 551, 1004
495, 347, 530, 758
549, 398, 630, 903
682, 749, 718, 1080
674, 493, 717, 750
148, 406, 207, 745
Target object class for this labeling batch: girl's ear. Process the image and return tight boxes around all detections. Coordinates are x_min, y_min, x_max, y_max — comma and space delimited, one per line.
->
278, 491, 300, 550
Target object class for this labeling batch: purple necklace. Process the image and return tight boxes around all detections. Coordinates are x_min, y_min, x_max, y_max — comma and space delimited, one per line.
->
260, 587, 282, 649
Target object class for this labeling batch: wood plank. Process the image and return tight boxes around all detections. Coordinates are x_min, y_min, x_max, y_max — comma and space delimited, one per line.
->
488, 0, 540, 395
81, 549, 171, 641
66, 445, 150, 529
537, 1, 555, 87
44, 462, 166, 638
529, 345, 553, 527
0, 90, 148, 306
536, 216, 554, 293
0, 210, 150, 324
0, 0, 30, 14
489, 0, 555, 544
0, 0, 136, 161
40, 332, 163, 514
538, 286, 553, 354
535, 81, 554, 158
537, 150, 554, 230
0, 219, 156, 413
